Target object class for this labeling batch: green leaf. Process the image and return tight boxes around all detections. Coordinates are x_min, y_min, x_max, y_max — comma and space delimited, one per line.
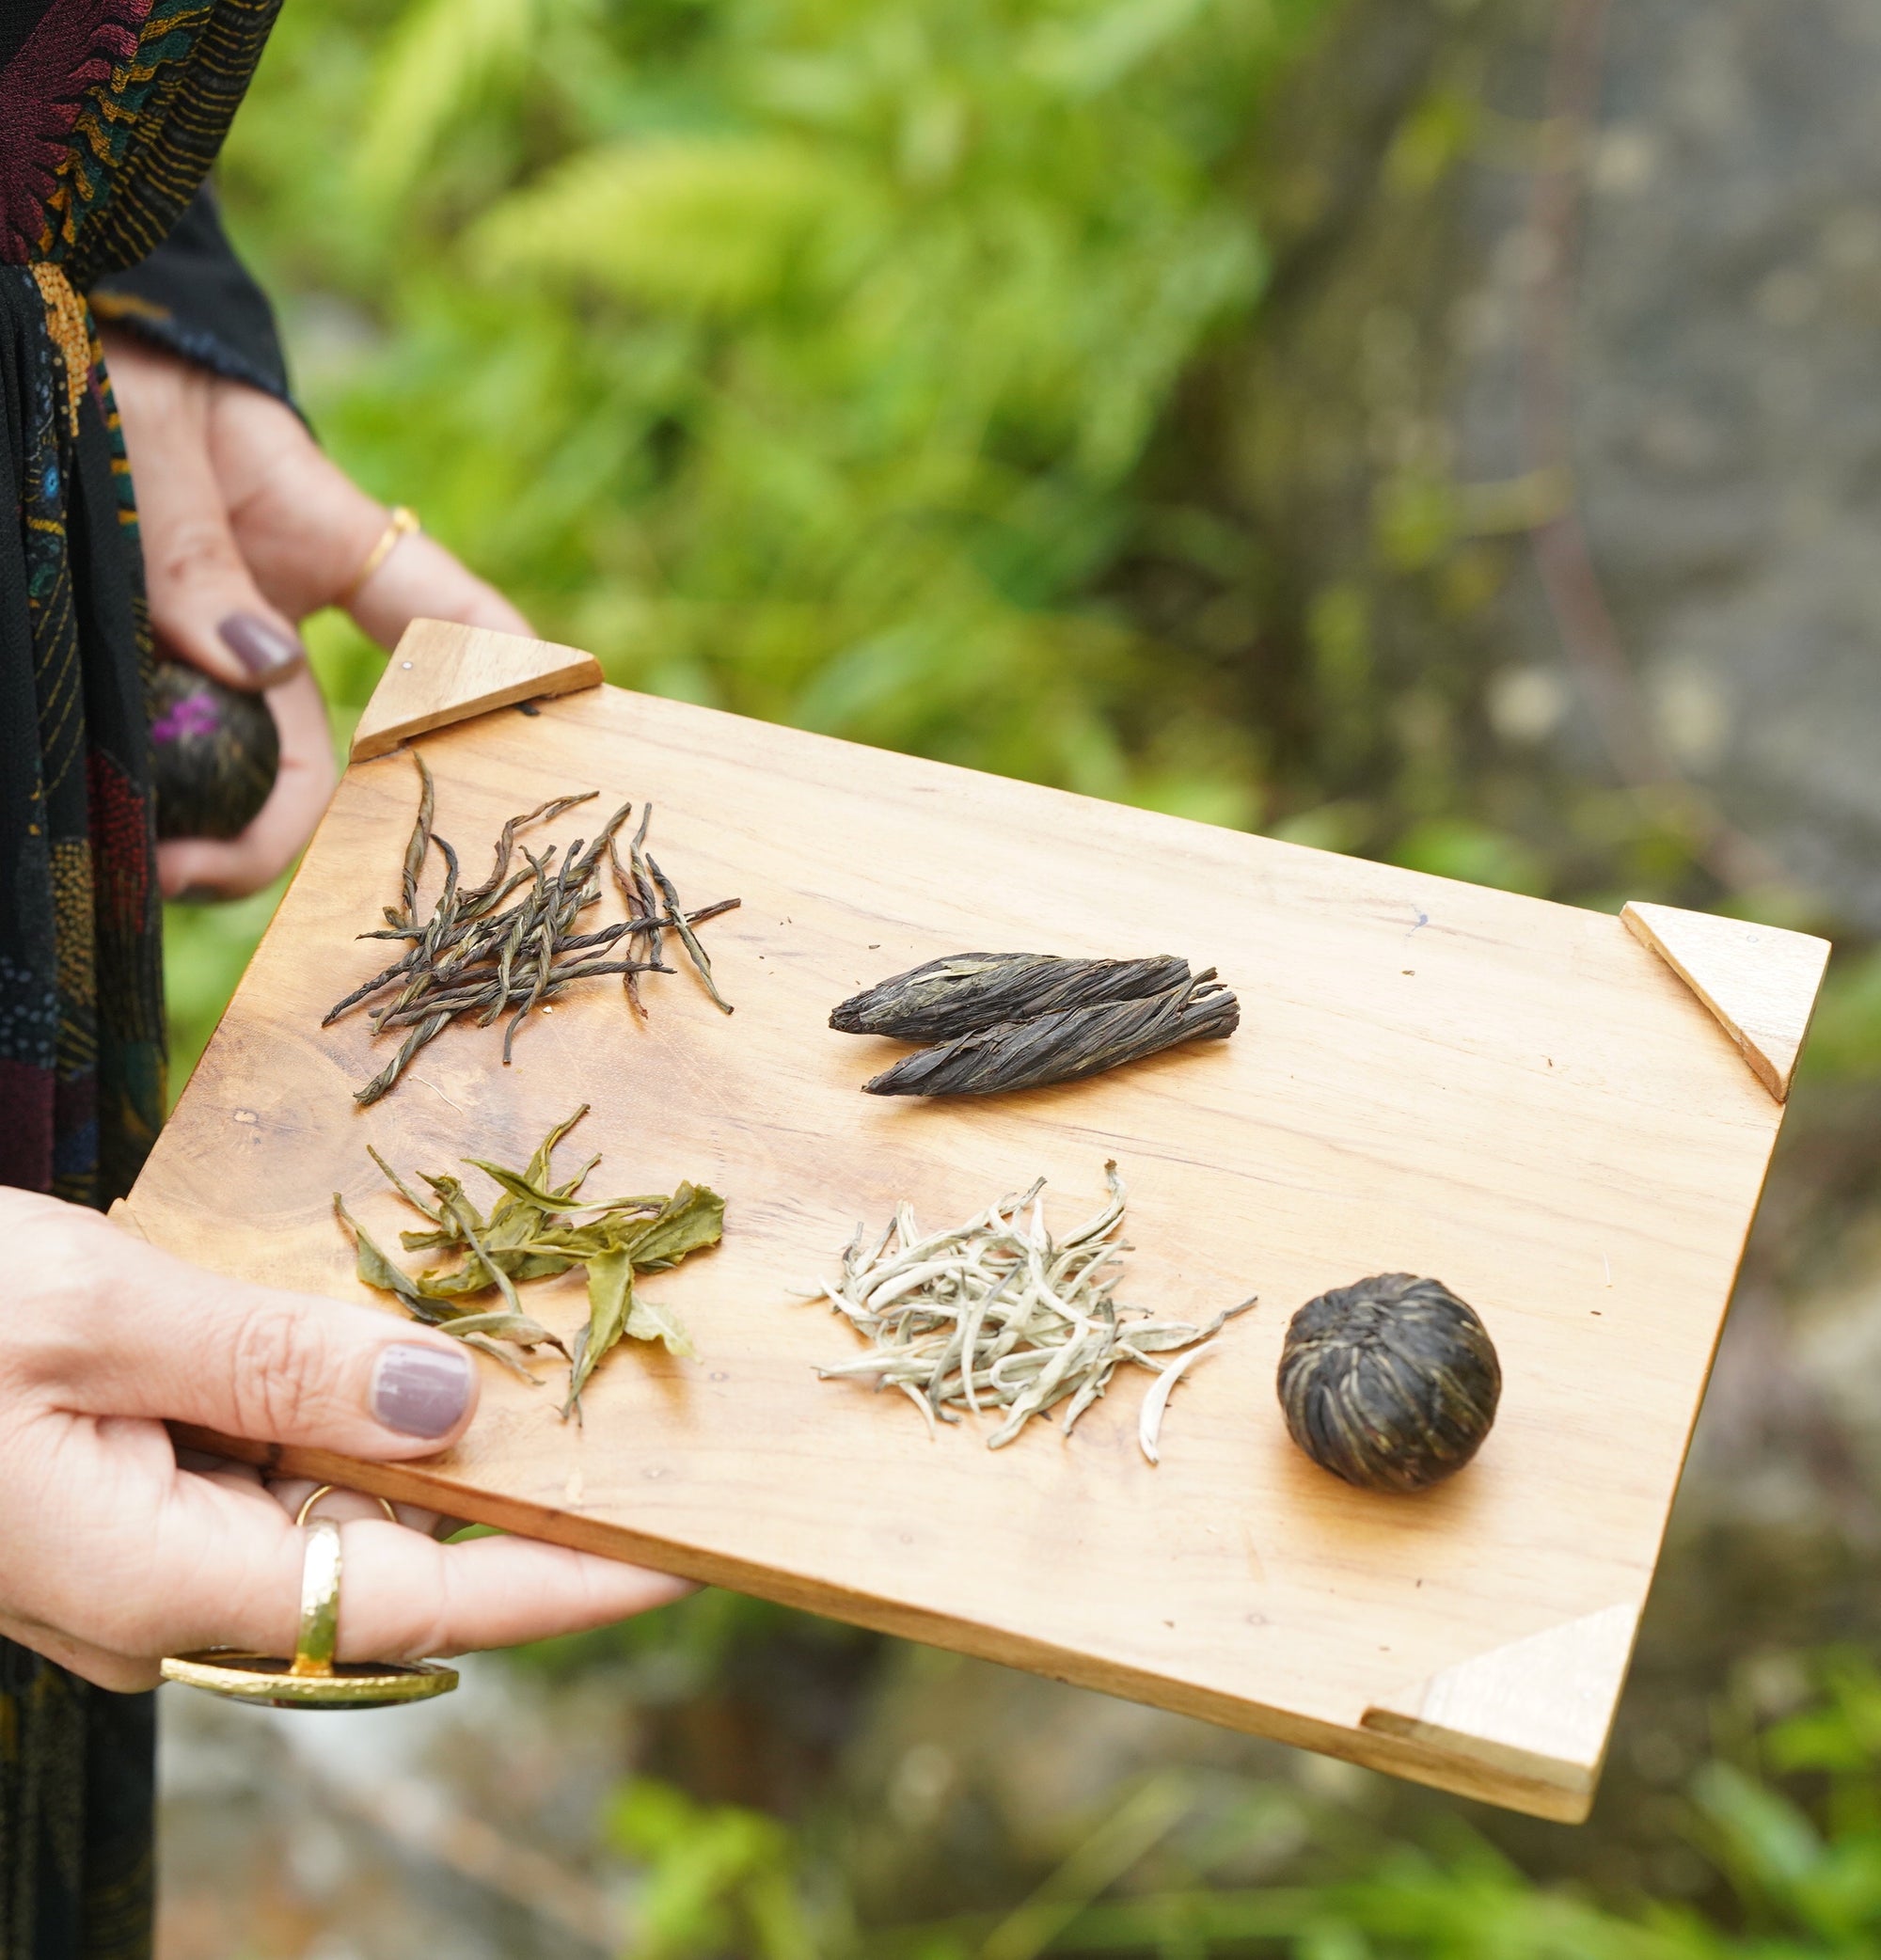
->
335, 1193, 423, 1305
526, 1103, 591, 1188
624, 1291, 696, 1360
624, 1183, 725, 1270
464, 1159, 663, 1215
437, 1308, 568, 1353
565, 1247, 635, 1413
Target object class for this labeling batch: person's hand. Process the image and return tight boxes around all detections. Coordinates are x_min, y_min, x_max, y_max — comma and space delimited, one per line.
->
102, 331, 531, 903
0, 1189, 689, 1688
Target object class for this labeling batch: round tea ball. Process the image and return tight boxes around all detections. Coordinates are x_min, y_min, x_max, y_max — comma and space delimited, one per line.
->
1276, 1273, 1500, 1493
149, 661, 279, 841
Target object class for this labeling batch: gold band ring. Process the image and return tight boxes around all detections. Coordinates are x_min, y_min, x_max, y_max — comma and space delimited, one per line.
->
294, 1482, 400, 1527
340, 505, 420, 608
160, 1487, 459, 1709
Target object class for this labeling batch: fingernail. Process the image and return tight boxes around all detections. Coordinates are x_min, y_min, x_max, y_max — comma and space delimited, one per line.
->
371, 1343, 472, 1438
217, 612, 306, 682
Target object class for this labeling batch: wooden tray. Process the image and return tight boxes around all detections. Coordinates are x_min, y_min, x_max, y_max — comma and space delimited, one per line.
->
126, 622, 1829, 1822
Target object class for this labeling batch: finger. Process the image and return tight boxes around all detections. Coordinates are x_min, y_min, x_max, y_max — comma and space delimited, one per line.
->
156, 664, 336, 900
0, 1612, 157, 1693
154, 1493, 694, 1663
347, 531, 533, 650
267, 1474, 447, 1539
13, 1193, 481, 1458
205, 376, 532, 647
105, 336, 308, 692
212, 386, 388, 619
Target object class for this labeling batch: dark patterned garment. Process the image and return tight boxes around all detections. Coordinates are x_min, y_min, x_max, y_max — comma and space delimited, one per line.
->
1, 3, 288, 1954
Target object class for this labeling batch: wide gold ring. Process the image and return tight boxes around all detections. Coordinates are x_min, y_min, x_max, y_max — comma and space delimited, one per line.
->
161, 1491, 458, 1709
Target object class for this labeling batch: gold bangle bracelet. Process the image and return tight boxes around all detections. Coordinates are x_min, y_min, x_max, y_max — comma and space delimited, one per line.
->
340, 505, 420, 607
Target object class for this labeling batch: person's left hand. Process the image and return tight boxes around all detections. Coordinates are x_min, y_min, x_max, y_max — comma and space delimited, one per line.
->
103, 331, 532, 902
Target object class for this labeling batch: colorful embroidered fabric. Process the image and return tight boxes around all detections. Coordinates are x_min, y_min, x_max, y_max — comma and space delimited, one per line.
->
2, 3, 284, 1954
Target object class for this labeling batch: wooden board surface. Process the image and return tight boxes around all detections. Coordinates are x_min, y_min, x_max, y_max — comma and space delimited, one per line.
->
349, 619, 601, 761
129, 658, 1818, 1822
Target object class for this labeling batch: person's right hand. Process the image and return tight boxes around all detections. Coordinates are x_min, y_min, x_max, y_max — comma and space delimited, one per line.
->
0, 1189, 689, 1689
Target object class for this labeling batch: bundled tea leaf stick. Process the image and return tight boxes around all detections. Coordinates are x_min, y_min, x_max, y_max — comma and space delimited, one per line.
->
831, 954, 1190, 1042
862, 971, 1238, 1098
805, 1162, 1253, 1455
335, 1104, 723, 1422
327, 754, 739, 1103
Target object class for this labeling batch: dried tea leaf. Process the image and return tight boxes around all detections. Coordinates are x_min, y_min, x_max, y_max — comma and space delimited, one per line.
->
370, 1145, 446, 1224
436, 1308, 566, 1352
334, 1193, 425, 1307
624, 1293, 697, 1360
831, 953, 1190, 1042
863, 973, 1239, 1098
565, 1248, 635, 1415
623, 1183, 725, 1268
330, 775, 737, 1100
459, 1331, 543, 1383
399, 751, 435, 926
527, 1104, 590, 1188
646, 851, 733, 1014
464, 1160, 663, 1216
810, 1165, 1251, 1456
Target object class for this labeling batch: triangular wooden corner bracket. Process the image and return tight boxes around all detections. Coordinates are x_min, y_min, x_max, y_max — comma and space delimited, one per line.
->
350, 620, 603, 762
1361, 1601, 1642, 1821
1620, 901, 1829, 1103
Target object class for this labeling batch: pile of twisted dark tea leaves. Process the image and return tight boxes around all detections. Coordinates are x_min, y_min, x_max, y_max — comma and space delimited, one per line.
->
326, 753, 738, 1105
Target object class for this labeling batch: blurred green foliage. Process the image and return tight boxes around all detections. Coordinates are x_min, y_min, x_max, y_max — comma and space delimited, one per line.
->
597, 1652, 1881, 1957
227, 0, 1318, 808
165, 0, 1334, 1091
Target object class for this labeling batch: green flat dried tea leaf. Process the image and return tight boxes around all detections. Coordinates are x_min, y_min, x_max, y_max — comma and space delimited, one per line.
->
564, 1248, 635, 1415
465, 1160, 664, 1216
506, 1251, 577, 1284
438, 1309, 568, 1353
415, 1263, 497, 1301
400, 1228, 461, 1252
334, 1193, 423, 1306
420, 1173, 488, 1240
526, 1223, 619, 1260
457, 1331, 541, 1383
624, 1292, 696, 1360
528, 1103, 593, 1192
624, 1183, 724, 1268
370, 1145, 444, 1223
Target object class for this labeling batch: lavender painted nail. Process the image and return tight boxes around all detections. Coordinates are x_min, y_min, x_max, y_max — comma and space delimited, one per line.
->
371, 1343, 473, 1437
217, 611, 306, 681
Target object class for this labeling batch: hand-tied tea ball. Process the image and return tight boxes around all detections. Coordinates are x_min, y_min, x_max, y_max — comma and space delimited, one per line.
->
1276, 1273, 1500, 1493
149, 661, 278, 840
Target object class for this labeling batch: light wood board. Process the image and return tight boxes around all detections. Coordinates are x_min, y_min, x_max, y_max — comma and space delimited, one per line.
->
349, 619, 601, 761
128, 638, 1823, 1822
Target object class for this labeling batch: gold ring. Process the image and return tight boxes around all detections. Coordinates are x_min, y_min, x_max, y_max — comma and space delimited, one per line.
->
294, 1482, 399, 1527
340, 505, 419, 608
161, 1495, 458, 1710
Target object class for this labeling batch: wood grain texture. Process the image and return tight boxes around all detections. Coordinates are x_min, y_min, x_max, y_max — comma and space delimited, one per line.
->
130, 674, 1813, 1821
1362, 1602, 1641, 1807
349, 618, 602, 761
1620, 901, 1830, 1101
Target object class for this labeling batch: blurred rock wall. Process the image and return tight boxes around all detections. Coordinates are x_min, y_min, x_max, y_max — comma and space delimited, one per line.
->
1208, 0, 1881, 925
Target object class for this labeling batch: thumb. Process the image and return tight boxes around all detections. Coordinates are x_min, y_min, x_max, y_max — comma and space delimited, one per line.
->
43, 1215, 479, 1456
